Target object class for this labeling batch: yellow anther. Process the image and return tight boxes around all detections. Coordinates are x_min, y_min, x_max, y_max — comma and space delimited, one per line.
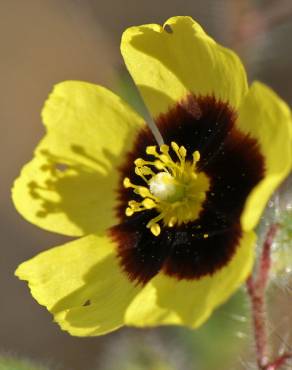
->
150, 223, 161, 236
134, 167, 148, 183
171, 142, 179, 152
134, 158, 145, 167
168, 217, 177, 227
146, 146, 158, 156
193, 150, 200, 162
123, 177, 132, 188
138, 186, 151, 198
160, 154, 170, 163
140, 166, 154, 176
128, 200, 138, 207
160, 144, 169, 153
154, 160, 165, 170
179, 146, 187, 158
203, 233, 209, 239
135, 167, 142, 175
125, 207, 134, 216
142, 198, 156, 209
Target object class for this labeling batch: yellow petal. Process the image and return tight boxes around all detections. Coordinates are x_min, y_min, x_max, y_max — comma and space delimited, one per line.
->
237, 82, 292, 231
121, 16, 248, 118
125, 231, 255, 328
12, 81, 145, 236
15, 234, 141, 336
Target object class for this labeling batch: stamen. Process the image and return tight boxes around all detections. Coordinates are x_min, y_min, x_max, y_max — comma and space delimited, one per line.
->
135, 167, 148, 183
150, 223, 161, 236
137, 186, 152, 198
160, 144, 169, 153
134, 158, 145, 167
168, 216, 177, 227
123, 177, 132, 188
171, 141, 179, 153
142, 198, 156, 209
125, 207, 134, 216
147, 212, 165, 233
128, 200, 139, 208
154, 160, 166, 170
193, 150, 200, 162
139, 166, 155, 176
179, 146, 187, 159
146, 146, 159, 156
159, 154, 170, 164
123, 142, 209, 237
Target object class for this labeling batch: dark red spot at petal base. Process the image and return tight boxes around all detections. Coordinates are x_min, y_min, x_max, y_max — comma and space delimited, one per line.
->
110, 94, 265, 286
109, 212, 168, 285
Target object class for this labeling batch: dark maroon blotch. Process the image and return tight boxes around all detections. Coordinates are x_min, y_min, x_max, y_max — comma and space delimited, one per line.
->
110, 95, 265, 285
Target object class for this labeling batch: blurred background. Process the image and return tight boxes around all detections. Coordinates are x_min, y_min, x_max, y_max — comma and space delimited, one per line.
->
1, 1, 292, 369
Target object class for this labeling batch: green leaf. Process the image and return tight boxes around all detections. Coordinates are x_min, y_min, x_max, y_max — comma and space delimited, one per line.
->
0, 355, 50, 370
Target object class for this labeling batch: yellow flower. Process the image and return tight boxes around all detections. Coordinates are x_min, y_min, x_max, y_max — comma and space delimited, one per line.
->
13, 16, 292, 337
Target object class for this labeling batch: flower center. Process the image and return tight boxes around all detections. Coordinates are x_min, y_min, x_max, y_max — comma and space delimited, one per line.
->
123, 142, 210, 236
149, 172, 185, 202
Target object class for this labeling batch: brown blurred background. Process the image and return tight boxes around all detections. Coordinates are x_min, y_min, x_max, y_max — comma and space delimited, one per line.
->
1, 1, 292, 369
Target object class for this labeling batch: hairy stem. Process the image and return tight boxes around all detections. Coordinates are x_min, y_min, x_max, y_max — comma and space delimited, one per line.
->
246, 275, 269, 368
247, 224, 292, 370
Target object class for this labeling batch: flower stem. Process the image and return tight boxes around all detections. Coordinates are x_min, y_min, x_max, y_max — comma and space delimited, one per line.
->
246, 223, 292, 370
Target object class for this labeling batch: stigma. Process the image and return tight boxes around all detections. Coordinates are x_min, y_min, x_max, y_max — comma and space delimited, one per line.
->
149, 172, 185, 202
123, 142, 210, 236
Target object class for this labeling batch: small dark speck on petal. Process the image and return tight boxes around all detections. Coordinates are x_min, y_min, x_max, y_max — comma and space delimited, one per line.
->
164, 24, 173, 34
55, 163, 68, 172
